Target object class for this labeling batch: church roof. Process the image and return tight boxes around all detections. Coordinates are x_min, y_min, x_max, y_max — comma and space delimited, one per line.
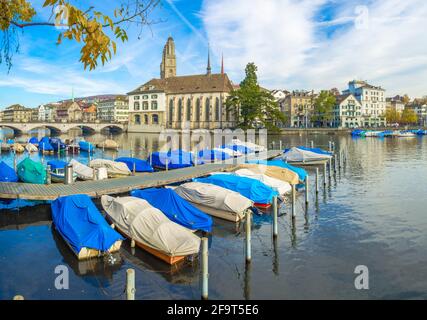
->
128, 73, 234, 95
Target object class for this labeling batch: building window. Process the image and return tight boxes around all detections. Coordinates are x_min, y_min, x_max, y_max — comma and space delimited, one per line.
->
134, 114, 141, 125
134, 96, 140, 100
169, 99, 174, 124
205, 98, 210, 122
215, 98, 220, 121
196, 98, 201, 121
143, 102, 149, 110
134, 102, 140, 111
151, 95, 158, 99
177, 99, 182, 122
144, 114, 149, 124
151, 101, 158, 110
152, 114, 159, 124
186, 99, 191, 121
143, 95, 148, 99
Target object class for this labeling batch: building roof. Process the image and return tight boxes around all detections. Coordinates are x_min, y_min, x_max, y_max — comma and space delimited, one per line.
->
336, 93, 359, 105
128, 73, 234, 95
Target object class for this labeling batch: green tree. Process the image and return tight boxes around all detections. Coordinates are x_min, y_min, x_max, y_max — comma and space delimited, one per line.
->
312, 90, 336, 127
385, 108, 401, 124
0, 0, 160, 71
226, 62, 285, 132
400, 108, 418, 125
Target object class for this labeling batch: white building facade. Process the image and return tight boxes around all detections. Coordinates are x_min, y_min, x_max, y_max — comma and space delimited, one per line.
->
343, 80, 386, 127
97, 96, 129, 123
333, 94, 363, 128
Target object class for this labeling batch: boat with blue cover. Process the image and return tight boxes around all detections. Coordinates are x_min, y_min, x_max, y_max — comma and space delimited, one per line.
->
115, 157, 154, 172
28, 137, 39, 145
47, 160, 77, 183
149, 150, 203, 170
51, 194, 123, 260
0, 161, 19, 182
222, 144, 253, 154
50, 138, 66, 152
79, 141, 95, 153
130, 188, 213, 232
194, 174, 278, 208
198, 149, 231, 162
39, 136, 54, 153
17, 158, 46, 184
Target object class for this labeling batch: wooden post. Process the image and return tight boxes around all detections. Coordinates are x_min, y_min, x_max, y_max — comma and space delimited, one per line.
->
279, 140, 282, 151
165, 159, 169, 171
291, 184, 296, 218
328, 158, 332, 179
305, 175, 309, 205
323, 163, 327, 187
126, 269, 135, 300
273, 196, 278, 238
133, 161, 136, 175
334, 154, 337, 173
149, 152, 152, 166
315, 168, 319, 194
46, 165, 51, 185
13, 153, 17, 171
310, 140, 314, 148
194, 151, 198, 167
245, 210, 252, 264
201, 237, 209, 300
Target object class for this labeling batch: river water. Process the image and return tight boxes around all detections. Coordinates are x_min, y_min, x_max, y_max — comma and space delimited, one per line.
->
0, 129, 426, 299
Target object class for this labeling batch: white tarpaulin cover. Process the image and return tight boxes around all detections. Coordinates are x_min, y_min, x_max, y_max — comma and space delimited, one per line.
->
69, 159, 94, 180
282, 147, 332, 162
234, 163, 299, 185
90, 159, 131, 177
214, 169, 292, 195
172, 182, 253, 220
101, 196, 200, 257
213, 147, 243, 157
25, 143, 38, 152
231, 139, 266, 152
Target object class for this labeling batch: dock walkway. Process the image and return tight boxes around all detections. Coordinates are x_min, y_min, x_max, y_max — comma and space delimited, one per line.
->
0, 150, 282, 201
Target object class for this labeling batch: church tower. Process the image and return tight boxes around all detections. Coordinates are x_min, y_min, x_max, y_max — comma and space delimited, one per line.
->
160, 37, 177, 79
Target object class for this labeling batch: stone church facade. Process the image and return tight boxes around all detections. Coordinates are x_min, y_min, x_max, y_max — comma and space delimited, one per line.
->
128, 37, 236, 132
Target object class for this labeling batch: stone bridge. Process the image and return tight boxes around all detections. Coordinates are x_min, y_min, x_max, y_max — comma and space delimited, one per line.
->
0, 122, 126, 135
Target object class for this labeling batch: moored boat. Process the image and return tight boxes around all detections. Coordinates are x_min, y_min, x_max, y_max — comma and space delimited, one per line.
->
170, 182, 253, 222
115, 157, 154, 173
90, 159, 131, 178
246, 159, 308, 182
0, 161, 19, 182
50, 138, 66, 152
282, 146, 332, 163
213, 147, 243, 157
197, 149, 231, 162
101, 195, 200, 265
194, 174, 278, 208
25, 143, 38, 153
17, 158, 46, 184
231, 138, 266, 152
69, 159, 95, 180
28, 136, 39, 146
39, 137, 54, 154
51, 195, 123, 260
47, 160, 77, 183
79, 140, 95, 153
396, 131, 416, 137
96, 139, 119, 150
11, 143, 25, 153
130, 188, 213, 232
149, 150, 203, 170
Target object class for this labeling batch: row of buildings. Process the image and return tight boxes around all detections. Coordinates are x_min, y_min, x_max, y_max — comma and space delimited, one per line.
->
0, 96, 129, 124
1, 36, 426, 129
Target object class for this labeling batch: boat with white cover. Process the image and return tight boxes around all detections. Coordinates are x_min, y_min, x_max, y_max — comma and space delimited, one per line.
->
282, 147, 332, 163
213, 147, 243, 157
231, 138, 266, 152
101, 195, 201, 265
90, 159, 131, 178
170, 181, 253, 222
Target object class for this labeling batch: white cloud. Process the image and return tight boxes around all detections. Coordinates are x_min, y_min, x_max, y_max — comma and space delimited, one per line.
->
201, 0, 427, 97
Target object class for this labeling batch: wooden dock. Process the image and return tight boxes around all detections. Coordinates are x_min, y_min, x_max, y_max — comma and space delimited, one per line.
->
0, 150, 282, 201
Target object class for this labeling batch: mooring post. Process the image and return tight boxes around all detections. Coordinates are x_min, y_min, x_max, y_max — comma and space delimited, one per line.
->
334, 154, 337, 173
131, 239, 135, 248
13, 153, 17, 171
46, 165, 51, 185
310, 140, 314, 148
92, 167, 97, 181
305, 175, 309, 205
315, 168, 319, 194
328, 158, 332, 179
279, 140, 282, 151
65, 164, 74, 185
323, 163, 327, 187
126, 268, 135, 300
292, 184, 296, 218
133, 161, 136, 175
201, 237, 209, 300
194, 150, 198, 167
149, 152, 152, 166
245, 210, 252, 264
273, 196, 278, 238
165, 159, 169, 171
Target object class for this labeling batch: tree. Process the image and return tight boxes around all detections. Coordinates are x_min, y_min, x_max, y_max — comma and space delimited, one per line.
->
402, 94, 411, 105
400, 108, 418, 125
226, 62, 285, 132
312, 90, 336, 127
0, 0, 160, 71
385, 108, 401, 124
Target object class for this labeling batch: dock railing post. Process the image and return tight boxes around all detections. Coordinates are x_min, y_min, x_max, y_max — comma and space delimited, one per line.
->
165, 159, 169, 171
245, 210, 252, 264
323, 163, 327, 187
201, 237, 209, 300
315, 168, 319, 194
149, 152, 152, 167
334, 154, 337, 174
279, 140, 282, 151
13, 153, 17, 171
305, 175, 309, 206
328, 158, 332, 180
126, 268, 135, 300
273, 196, 278, 238
46, 165, 51, 185
65, 164, 74, 185
292, 184, 296, 218
194, 150, 198, 167
133, 161, 136, 175
310, 140, 314, 148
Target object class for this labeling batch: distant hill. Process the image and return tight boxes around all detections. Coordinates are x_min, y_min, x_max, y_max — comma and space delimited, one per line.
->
58, 94, 126, 104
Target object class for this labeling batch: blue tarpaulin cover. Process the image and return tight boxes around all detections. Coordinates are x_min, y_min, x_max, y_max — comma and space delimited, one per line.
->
222, 144, 253, 154
7, 139, 14, 144
149, 150, 203, 170
194, 174, 278, 204
79, 141, 94, 152
115, 157, 154, 172
0, 161, 19, 182
28, 137, 39, 144
47, 160, 67, 170
130, 188, 213, 232
247, 159, 308, 181
39, 137, 54, 151
51, 195, 124, 253
50, 138, 66, 151
198, 149, 231, 161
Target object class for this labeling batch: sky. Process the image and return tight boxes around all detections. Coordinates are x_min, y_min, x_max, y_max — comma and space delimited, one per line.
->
0, 0, 426, 109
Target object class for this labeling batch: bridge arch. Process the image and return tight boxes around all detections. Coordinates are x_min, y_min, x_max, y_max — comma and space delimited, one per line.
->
98, 124, 124, 133
67, 125, 96, 135
27, 124, 62, 135
0, 125, 24, 136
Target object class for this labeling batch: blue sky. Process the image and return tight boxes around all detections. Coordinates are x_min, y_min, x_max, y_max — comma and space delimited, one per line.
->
1, 0, 426, 109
